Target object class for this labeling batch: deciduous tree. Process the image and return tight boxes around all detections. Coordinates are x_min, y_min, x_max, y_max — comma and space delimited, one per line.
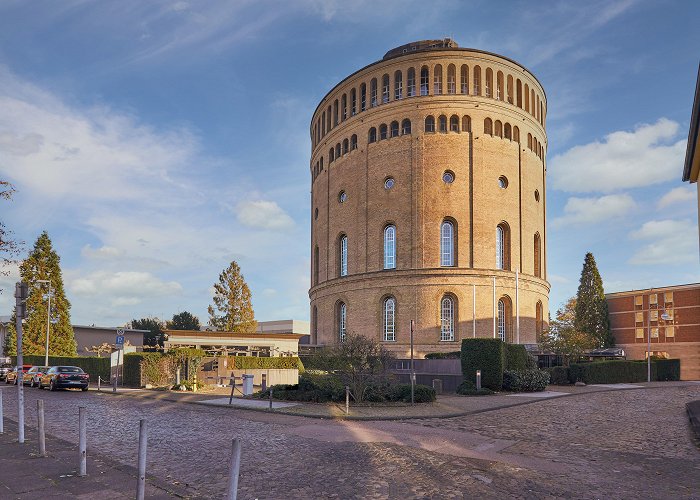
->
540, 297, 597, 365
207, 261, 257, 333
167, 311, 201, 331
128, 317, 165, 349
574, 252, 613, 347
0, 181, 22, 293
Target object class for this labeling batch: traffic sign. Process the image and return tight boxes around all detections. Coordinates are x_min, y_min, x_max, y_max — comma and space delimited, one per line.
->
115, 335, 125, 346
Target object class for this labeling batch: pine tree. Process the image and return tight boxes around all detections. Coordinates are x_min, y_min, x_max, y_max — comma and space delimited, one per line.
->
207, 261, 257, 333
574, 252, 613, 348
167, 311, 201, 331
6, 232, 76, 356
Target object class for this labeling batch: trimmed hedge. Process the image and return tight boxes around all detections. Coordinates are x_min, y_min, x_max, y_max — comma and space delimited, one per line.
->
456, 380, 494, 396
504, 344, 529, 371
502, 369, 550, 392
425, 351, 461, 360
228, 356, 304, 371
655, 359, 681, 381
548, 366, 570, 386
461, 338, 505, 390
14, 355, 110, 380
549, 359, 682, 385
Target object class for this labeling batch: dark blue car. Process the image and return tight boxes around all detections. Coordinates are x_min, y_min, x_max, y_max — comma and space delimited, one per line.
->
39, 366, 89, 391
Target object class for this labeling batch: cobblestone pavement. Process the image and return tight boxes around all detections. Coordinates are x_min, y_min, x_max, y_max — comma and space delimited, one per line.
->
1, 385, 699, 499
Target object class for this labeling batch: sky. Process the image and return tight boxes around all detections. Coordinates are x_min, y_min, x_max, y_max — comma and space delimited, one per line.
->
0, 0, 699, 326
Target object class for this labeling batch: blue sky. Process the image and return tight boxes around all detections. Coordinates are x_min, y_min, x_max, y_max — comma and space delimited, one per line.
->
0, 0, 698, 326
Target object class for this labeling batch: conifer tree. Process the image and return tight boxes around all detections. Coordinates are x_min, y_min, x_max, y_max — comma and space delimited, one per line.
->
167, 311, 201, 331
5, 231, 76, 356
207, 261, 257, 333
574, 252, 613, 348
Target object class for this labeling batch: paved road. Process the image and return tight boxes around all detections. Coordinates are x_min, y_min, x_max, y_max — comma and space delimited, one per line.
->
1, 385, 699, 499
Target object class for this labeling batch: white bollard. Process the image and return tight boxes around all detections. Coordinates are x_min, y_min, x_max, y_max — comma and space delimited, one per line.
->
476, 370, 482, 391
38, 399, 46, 457
136, 419, 148, 500
226, 438, 242, 500
78, 406, 87, 476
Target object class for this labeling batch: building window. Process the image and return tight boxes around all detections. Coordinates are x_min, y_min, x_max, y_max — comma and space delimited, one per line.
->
338, 302, 347, 341
341, 94, 347, 121
420, 66, 429, 96
484, 118, 493, 135
666, 326, 674, 338
390, 121, 399, 138
635, 311, 643, 323
460, 64, 469, 94
498, 176, 508, 189
394, 70, 403, 100
497, 299, 506, 341
313, 245, 319, 285
635, 295, 643, 306
651, 327, 659, 338
447, 64, 456, 94
649, 293, 658, 305
350, 88, 357, 116
401, 119, 412, 135
384, 225, 396, 269
433, 64, 443, 95
440, 296, 455, 341
360, 83, 367, 111
442, 171, 455, 184
370, 78, 378, 107
536, 301, 543, 341
383, 297, 396, 341
339, 235, 348, 276
650, 310, 658, 321
450, 115, 459, 132
313, 306, 318, 342
534, 233, 541, 278
534, 190, 540, 202
342, 139, 349, 155
351, 134, 358, 150
440, 220, 454, 267
439, 115, 447, 133
382, 74, 390, 104
462, 115, 471, 132
379, 124, 388, 140
664, 292, 673, 303
635, 328, 644, 339
384, 177, 395, 190
338, 191, 347, 203
425, 116, 435, 133
407, 68, 416, 97
368, 127, 377, 143
496, 223, 510, 270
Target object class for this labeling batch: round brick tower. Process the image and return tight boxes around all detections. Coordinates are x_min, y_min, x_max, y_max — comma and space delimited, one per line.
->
309, 39, 549, 356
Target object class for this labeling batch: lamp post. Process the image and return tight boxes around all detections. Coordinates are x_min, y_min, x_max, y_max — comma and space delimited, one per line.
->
36, 279, 51, 367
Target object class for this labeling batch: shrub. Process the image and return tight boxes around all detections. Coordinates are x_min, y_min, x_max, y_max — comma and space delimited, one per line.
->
504, 344, 529, 371
461, 339, 505, 390
565, 359, 681, 384
387, 384, 436, 403
502, 369, 550, 392
425, 351, 461, 360
548, 366, 570, 385
455, 380, 494, 396
228, 356, 304, 371
655, 359, 680, 381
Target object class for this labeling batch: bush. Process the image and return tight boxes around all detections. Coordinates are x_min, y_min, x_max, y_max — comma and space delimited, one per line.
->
655, 359, 681, 381
257, 373, 344, 403
228, 356, 304, 371
504, 344, 529, 371
461, 339, 505, 390
548, 366, 570, 385
565, 359, 680, 384
387, 384, 436, 403
502, 369, 550, 392
15, 355, 110, 380
425, 351, 461, 360
455, 380, 494, 396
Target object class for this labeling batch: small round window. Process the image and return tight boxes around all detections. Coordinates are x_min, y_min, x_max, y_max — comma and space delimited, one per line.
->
534, 190, 540, 202
384, 177, 395, 190
314, 207, 319, 219
443, 171, 455, 184
338, 191, 347, 203
498, 176, 508, 189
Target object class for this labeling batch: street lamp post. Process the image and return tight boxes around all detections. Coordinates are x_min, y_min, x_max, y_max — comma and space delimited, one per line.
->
36, 279, 51, 367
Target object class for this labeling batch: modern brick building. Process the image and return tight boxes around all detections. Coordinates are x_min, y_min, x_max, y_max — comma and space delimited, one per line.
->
606, 283, 700, 380
309, 39, 549, 356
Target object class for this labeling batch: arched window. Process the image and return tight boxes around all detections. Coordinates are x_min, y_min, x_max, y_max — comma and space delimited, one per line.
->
383, 297, 396, 341
531, 89, 536, 117
382, 74, 390, 104
498, 296, 513, 343
390, 121, 399, 138
484, 118, 493, 135
360, 83, 367, 112
342, 139, 349, 155
462, 115, 471, 132
433, 64, 443, 95
401, 119, 412, 135
460, 64, 469, 94
335, 143, 341, 159
504, 123, 512, 140
312, 305, 318, 343
447, 64, 456, 94
534, 233, 541, 278
516, 79, 522, 108
322, 111, 326, 136
350, 134, 358, 150
394, 70, 403, 100
327, 105, 331, 131
313, 245, 319, 285
341, 94, 347, 121
338, 302, 347, 341
420, 66, 429, 96
473, 66, 481, 95
440, 220, 454, 266
407, 68, 416, 97
496, 71, 504, 101
425, 116, 435, 133
524, 83, 530, 112
536, 301, 544, 341
513, 126, 520, 143
450, 115, 459, 132
370, 78, 378, 107
329, 147, 335, 163
495, 120, 503, 138
496, 222, 510, 270
439, 115, 447, 133
507, 74, 514, 104
527, 133, 533, 150
485, 68, 493, 98
379, 124, 388, 140
368, 127, 377, 143
350, 88, 357, 116
384, 225, 396, 269
536, 94, 540, 122
440, 295, 455, 341
497, 299, 506, 341
320, 156, 323, 170
339, 235, 348, 277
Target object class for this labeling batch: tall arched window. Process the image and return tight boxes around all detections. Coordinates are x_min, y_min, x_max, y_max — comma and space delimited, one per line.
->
484, 118, 493, 135
440, 295, 455, 341
504, 123, 512, 140
534, 233, 541, 278
536, 301, 544, 341
497, 299, 506, 341
339, 235, 348, 277
460, 65, 469, 94
440, 220, 454, 267
335, 143, 341, 159
333, 99, 339, 126
496, 222, 510, 270
507, 74, 514, 104
420, 66, 429, 96
360, 83, 367, 111
462, 115, 471, 132
439, 115, 447, 133
495, 120, 503, 138
513, 126, 520, 143
524, 83, 530, 112
401, 119, 412, 135
496, 71, 504, 101
485, 68, 493, 97
350, 88, 357, 116
313, 245, 319, 285
516, 79, 522, 108
384, 225, 396, 269
447, 64, 456, 94
338, 302, 347, 341
407, 68, 416, 97
370, 78, 378, 107
473, 66, 481, 95
341, 94, 347, 121
394, 70, 403, 100
425, 116, 435, 133
433, 64, 443, 95
390, 121, 399, 138
329, 147, 335, 163
450, 115, 459, 132
383, 297, 396, 341
342, 139, 349, 155
322, 111, 326, 136
379, 124, 388, 140
498, 296, 512, 343
350, 134, 358, 150
368, 127, 377, 143
382, 74, 390, 104
312, 306, 318, 343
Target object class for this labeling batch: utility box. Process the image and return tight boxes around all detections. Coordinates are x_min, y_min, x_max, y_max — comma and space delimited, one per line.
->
242, 374, 254, 396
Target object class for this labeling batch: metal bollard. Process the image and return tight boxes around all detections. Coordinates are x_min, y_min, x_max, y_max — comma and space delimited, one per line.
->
37, 399, 46, 457
269, 387, 273, 411
78, 406, 87, 476
136, 419, 148, 500
476, 370, 482, 391
112, 374, 117, 393
345, 386, 349, 415
261, 373, 267, 392
0, 389, 3, 434
226, 438, 242, 500
97, 376, 101, 392
228, 376, 236, 405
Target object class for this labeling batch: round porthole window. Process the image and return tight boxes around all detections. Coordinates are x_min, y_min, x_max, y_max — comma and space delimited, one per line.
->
534, 190, 540, 202
338, 191, 347, 203
384, 177, 395, 190
442, 171, 455, 184
498, 176, 508, 189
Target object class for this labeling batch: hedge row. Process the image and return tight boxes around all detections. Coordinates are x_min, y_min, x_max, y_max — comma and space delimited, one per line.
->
548, 359, 681, 385
13, 355, 110, 380
461, 339, 505, 390
502, 369, 550, 392
425, 351, 461, 360
227, 356, 304, 371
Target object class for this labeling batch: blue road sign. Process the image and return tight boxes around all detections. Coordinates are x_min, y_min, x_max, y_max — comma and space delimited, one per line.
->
116, 335, 125, 346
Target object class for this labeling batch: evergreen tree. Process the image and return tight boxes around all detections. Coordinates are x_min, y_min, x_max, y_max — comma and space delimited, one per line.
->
540, 297, 597, 365
6, 231, 76, 356
574, 252, 614, 348
128, 317, 165, 348
207, 261, 257, 333
167, 311, 201, 331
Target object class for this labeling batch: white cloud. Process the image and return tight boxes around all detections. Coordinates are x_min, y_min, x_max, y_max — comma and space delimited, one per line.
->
552, 194, 636, 228
628, 219, 699, 265
81, 245, 125, 260
657, 186, 696, 209
236, 200, 295, 230
70, 271, 182, 307
549, 119, 686, 193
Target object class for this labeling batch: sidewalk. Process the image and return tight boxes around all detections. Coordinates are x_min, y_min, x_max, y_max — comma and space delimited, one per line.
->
0, 418, 187, 499
99, 380, 700, 421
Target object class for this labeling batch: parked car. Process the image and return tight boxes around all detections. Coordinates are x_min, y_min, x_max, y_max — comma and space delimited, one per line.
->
5, 364, 33, 385
39, 366, 89, 391
23, 366, 51, 388
0, 362, 12, 381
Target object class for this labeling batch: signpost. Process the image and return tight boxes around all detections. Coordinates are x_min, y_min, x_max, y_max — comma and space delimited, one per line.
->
15, 282, 28, 444
114, 329, 125, 389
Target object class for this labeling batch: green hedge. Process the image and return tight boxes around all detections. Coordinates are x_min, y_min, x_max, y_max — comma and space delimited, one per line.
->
502, 369, 550, 392
455, 380, 494, 396
504, 344, 529, 371
655, 359, 681, 381
548, 366, 570, 385
551, 359, 682, 385
13, 355, 110, 380
425, 351, 461, 359
461, 339, 505, 390
228, 356, 304, 371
